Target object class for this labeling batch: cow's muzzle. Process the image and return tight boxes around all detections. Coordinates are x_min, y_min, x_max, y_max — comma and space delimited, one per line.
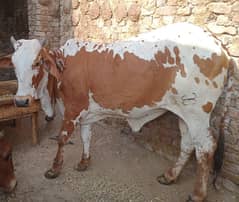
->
45, 115, 54, 122
14, 96, 32, 107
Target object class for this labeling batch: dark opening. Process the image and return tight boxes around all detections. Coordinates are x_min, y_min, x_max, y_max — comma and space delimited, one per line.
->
0, 0, 29, 56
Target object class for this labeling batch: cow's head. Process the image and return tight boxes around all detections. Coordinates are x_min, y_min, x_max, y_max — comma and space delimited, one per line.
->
9, 36, 60, 120
0, 132, 17, 193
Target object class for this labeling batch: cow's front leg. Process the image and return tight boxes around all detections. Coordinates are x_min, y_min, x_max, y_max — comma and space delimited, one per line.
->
45, 120, 75, 179
75, 124, 92, 171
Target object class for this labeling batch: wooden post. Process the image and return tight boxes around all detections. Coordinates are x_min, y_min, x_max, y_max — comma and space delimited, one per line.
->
31, 112, 38, 145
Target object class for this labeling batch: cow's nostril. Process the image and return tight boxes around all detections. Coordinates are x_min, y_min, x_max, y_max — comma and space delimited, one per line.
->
25, 99, 29, 105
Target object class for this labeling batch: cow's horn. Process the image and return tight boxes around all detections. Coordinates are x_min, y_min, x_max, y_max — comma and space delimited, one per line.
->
10, 36, 17, 46
40, 38, 49, 48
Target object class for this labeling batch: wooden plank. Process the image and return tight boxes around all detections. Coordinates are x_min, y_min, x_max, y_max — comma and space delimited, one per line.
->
0, 80, 17, 105
0, 80, 17, 95
0, 95, 14, 106
0, 68, 16, 81
0, 101, 40, 120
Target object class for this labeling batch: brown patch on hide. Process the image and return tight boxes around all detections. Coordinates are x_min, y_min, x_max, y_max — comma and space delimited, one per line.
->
212, 81, 218, 88
223, 75, 227, 85
47, 74, 59, 104
194, 77, 200, 84
174, 47, 187, 77
194, 151, 214, 201
194, 161, 207, 201
205, 80, 209, 86
202, 102, 213, 113
0, 138, 16, 192
193, 51, 229, 80
171, 88, 178, 94
39, 48, 62, 80
62, 46, 187, 112
32, 65, 44, 88
49, 50, 65, 72
62, 120, 75, 135
59, 51, 90, 119
164, 47, 175, 64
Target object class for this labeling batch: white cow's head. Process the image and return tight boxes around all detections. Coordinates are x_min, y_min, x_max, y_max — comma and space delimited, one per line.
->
8, 37, 60, 121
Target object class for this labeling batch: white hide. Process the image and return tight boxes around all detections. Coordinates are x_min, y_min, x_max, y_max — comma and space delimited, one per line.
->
56, 98, 65, 116
80, 125, 92, 158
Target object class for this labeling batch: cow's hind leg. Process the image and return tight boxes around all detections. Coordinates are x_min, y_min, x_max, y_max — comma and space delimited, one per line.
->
45, 120, 75, 179
188, 123, 216, 202
75, 124, 92, 171
157, 118, 194, 185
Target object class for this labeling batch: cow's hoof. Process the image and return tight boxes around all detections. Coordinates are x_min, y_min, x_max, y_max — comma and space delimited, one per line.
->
44, 169, 60, 179
186, 195, 203, 202
45, 116, 54, 122
156, 174, 174, 185
75, 158, 90, 172
74, 162, 89, 172
186, 195, 194, 202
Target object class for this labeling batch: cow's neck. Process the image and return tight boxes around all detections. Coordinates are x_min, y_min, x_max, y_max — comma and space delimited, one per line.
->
47, 48, 65, 105
47, 74, 58, 105
45, 49, 66, 117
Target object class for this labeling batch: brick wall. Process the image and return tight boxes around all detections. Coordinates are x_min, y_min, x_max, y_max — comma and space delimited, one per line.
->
60, 0, 239, 58
28, 0, 60, 48
0, 0, 28, 55
31, 0, 239, 194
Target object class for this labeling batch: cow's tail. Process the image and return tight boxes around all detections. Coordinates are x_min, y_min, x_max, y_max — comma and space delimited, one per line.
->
212, 57, 239, 188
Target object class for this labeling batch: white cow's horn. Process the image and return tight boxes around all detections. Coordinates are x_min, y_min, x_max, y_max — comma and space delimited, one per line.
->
10, 36, 17, 46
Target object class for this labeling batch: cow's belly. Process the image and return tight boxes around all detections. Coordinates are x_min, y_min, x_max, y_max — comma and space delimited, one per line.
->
78, 92, 167, 132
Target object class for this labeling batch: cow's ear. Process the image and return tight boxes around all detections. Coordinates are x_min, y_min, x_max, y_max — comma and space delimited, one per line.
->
40, 48, 61, 80
0, 55, 13, 68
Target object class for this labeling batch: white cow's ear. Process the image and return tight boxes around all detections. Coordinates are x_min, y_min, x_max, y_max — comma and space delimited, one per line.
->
10, 36, 17, 49
39, 38, 49, 48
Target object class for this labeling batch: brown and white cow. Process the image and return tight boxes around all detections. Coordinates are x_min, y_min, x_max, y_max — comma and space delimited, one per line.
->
5, 23, 237, 202
0, 131, 17, 193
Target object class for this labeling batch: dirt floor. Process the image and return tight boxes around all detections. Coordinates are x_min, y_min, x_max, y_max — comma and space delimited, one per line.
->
0, 111, 238, 202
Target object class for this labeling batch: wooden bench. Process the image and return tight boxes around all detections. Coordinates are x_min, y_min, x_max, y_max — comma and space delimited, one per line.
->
0, 73, 40, 145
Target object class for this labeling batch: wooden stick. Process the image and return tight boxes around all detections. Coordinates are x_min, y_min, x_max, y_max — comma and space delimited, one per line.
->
31, 112, 38, 145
